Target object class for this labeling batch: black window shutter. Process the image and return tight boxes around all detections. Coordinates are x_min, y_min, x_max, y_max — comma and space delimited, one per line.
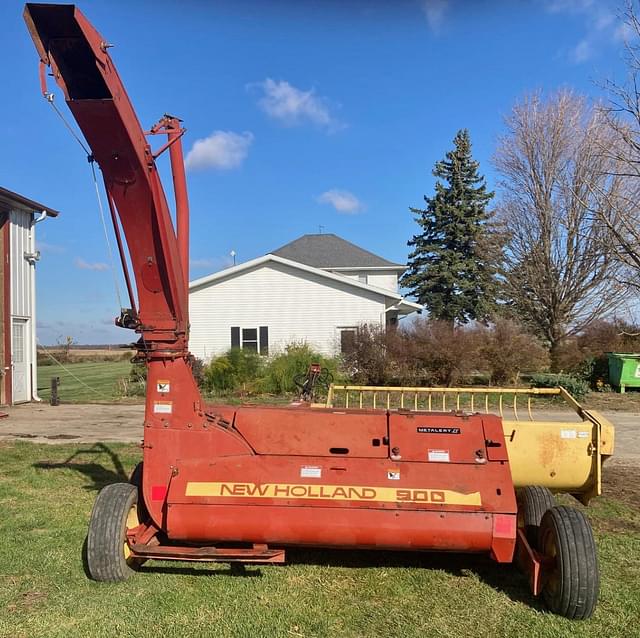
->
259, 326, 269, 355
231, 326, 240, 348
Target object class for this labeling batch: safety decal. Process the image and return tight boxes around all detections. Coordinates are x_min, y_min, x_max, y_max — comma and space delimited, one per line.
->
387, 470, 400, 480
157, 380, 170, 393
577, 431, 590, 439
428, 449, 450, 463
417, 427, 461, 435
560, 429, 577, 439
300, 466, 322, 478
185, 481, 481, 506
153, 401, 173, 414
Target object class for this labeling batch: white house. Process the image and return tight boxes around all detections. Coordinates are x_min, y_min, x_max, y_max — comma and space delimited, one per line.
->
189, 234, 421, 360
0, 187, 58, 404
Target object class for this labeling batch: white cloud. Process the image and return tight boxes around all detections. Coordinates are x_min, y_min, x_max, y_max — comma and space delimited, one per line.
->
252, 78, 341, 130
545, 0, 594, 14
422, 0, 450, 33
36, 240, 65, 254
570, 39, 592, 63
184, 131, 253, 171
75, 257, 109, 271
544, 0, 626, 64
317, 189, 364, 214
614, 21, 636, 42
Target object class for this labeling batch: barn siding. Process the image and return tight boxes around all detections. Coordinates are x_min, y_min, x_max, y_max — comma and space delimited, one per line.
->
189, 261, 387, 360
9, 211, 32, 318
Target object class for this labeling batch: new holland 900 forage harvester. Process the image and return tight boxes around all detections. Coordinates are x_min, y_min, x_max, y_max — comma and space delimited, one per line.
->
24, 3, 615, 620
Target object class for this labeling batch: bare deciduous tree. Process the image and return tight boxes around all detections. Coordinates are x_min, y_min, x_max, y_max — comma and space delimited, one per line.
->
597, 1, 640, 286
494, 90, 628, 369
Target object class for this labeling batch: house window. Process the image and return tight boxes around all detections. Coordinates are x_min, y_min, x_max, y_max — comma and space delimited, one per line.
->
231, 326, 269, 355
340, 328, 357, 354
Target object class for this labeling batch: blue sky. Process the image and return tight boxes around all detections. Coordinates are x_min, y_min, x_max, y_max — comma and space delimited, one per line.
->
0, 0, 633, 344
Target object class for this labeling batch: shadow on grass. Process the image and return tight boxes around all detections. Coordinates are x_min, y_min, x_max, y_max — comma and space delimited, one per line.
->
140, 563, 263, 578
33, 442, 129, 491
283, 547, 542, 610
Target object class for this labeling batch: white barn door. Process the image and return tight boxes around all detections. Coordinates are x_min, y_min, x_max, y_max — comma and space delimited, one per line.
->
12, 318, 29, 403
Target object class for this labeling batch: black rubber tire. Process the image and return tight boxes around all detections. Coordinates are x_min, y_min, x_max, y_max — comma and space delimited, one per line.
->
86, 482, 140, 582
129, 462, 150, 522
129, 462, 143, 488
538, 506, 599, 620
518, 485, 556, 547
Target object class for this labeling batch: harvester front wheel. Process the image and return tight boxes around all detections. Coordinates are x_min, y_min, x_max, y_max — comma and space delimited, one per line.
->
538, 506, 599, 620
518, 485, 555, 547
129, 462, 149, 521
86, 483, 142, 582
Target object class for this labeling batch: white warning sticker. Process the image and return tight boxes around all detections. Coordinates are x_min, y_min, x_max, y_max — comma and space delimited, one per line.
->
428, 449, 450, 463
300, 466, 322, 478
154, 401, 173, 414
560, 429, 577, 439
157, 380, 170, 394
387, 470, 400, 480
577, 431, 590, 439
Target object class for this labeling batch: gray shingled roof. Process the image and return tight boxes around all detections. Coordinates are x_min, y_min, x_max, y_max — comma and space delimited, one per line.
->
271, 234, 403, 269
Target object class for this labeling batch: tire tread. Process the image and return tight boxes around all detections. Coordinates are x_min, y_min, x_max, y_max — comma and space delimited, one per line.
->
86, 482, 139, 582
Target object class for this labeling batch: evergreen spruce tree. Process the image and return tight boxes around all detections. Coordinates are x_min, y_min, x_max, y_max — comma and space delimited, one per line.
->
400, 129, 501, 323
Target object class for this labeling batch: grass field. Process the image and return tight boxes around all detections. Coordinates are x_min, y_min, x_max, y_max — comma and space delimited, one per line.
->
37, 361, 135, 403
0, 441, 638, 638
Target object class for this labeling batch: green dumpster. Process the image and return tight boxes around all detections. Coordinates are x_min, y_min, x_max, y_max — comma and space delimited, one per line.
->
607, 352, 640, 393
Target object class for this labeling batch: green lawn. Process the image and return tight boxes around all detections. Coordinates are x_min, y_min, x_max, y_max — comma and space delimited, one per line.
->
0, 442, 638, 638
37, 361, 134, 403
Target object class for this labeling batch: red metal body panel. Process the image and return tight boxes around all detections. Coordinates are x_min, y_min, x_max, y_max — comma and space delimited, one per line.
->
167, 505, 497, 553
389, 412, 490, 463
24, 3, 518, 568
234, 406, 389, 457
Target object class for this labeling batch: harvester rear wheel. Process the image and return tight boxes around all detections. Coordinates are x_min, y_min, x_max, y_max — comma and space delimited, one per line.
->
86, 483, 142, 582
518, 486, 556, 547
538, 506, 599, 620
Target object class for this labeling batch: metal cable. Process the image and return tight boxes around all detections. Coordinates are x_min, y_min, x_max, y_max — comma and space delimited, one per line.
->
36, 340, 102, 397
45, 93, 91, 156
45, 93, 123, 309
90, 161, 123, 309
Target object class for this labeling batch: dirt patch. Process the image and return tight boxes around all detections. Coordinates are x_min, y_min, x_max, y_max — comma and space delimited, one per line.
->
583, 392, 640, 412
603, 466, 640, 509
6, 590, 48, 613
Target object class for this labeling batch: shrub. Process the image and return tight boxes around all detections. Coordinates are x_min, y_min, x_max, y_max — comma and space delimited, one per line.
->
530, 373, 589, 400
577, 319, 640, 358
479, 319, 549, 385
117, 363, 146, 397
549, 320, 640, 387
405, 319, 485, 386
262, 342, 338, 395
189, 356, 206, 389
204, 348, 263, 394
340, 324, 396, 386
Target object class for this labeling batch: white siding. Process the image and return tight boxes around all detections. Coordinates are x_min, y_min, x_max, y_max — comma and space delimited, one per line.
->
10, 211, 32, 318
367, 271, 399, 292
9, 210, 35, 404
189, 261, 387, 360
327, 269, 399, 293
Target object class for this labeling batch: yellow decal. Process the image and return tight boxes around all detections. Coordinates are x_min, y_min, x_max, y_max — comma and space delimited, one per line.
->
185, 481, 481, 506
